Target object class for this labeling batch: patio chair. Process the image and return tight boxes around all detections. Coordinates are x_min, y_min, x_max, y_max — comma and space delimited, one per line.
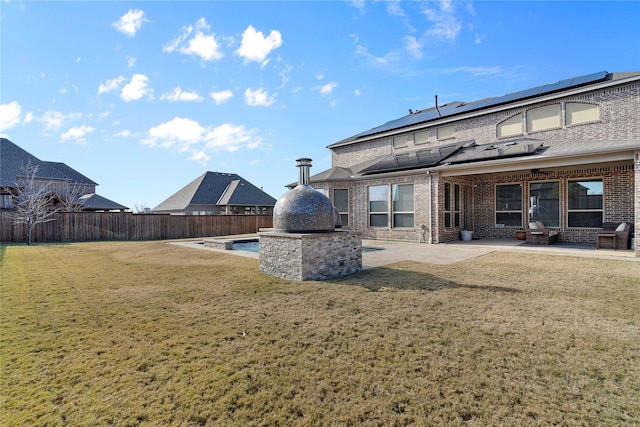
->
526, 220, 559, 245
596, 222, 631, 250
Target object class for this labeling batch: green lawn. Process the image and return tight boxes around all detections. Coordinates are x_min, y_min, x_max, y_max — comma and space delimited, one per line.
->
1, 241, 639, 426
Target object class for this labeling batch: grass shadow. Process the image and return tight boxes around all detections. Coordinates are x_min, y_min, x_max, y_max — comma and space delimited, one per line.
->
330, 265, 520, 293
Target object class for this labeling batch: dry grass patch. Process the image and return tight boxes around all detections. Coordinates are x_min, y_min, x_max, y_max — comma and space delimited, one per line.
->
1, 241, 639, 426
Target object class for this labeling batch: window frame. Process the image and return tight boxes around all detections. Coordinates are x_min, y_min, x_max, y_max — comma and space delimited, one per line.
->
392, 184, 414, 228
444, 182, 461, 228
565, 102, 600, 127
414, 130, 430, 145
368, 185, 389, 228
436, 124, 454, 141
392, 135, 408, 149
526, 104, 561, 133
496, 113, 523, 138
333, 188, 349, 227
495, 183, 523, 227
567, 178, 603, 228
528, 180, 560, 227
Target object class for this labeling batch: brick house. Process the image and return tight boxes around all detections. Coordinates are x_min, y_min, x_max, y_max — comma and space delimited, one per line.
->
152, 171, 277, 215
0, 138, 128, 211
305, 71, 640, 257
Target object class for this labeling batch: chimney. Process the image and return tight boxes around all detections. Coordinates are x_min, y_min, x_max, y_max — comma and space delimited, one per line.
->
296, 158, 312, 186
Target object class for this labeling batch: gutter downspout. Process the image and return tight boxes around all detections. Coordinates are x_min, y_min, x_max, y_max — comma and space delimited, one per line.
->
427, 171, 433, 244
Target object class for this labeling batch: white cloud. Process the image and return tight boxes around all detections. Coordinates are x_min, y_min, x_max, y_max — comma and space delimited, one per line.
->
112, 9, 148, 37
440, 66, 504, 77
98, 76, 126, 94
317, 81, 338, 96
121, 74, 152, 102
127, 56, 137, 67
354, 89, 363, 96
209, 90, 234, 105
236, 25, 282, 65
23, 112, 34, 124
244, 88, 275, 107
0, 101, 21, 131
421, 0, 462, 41
114, 129, 132, 137
354, 44, 402, 67
160, 87, 203, 102
204, 123, 261, 151
41, 110, 82, 132
61, 125, 94, 143
163, 18, 223, 62
475, 33, 486, 44
403, 35, 423, 59
143, 117, 262, 163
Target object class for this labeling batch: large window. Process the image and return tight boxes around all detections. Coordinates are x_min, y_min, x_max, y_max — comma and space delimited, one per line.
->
568, 179, 603, 227
437, 125, 454, 140
392, 135, 408, 148
444, 183, 461, 228
392, 184, 414, 228
566, 102, 599, 126
369, 186, 388, 227
497, 114, 523, 138
527, 104, 560, 132
529, 181, 560, 227
414, 130, 429, 145
333, 188, 349, 227
495, 184, 522, 226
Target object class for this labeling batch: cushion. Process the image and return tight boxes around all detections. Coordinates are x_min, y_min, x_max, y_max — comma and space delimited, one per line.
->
535, 221, 546, 230
615, 222, 627, 232
528, 222, 538, 230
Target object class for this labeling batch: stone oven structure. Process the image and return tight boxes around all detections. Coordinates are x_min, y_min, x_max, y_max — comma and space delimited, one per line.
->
259, 158, 362, 281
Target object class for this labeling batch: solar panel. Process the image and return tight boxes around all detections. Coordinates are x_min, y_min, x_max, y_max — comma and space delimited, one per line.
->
359, 141, 468, 175
350, 71, 608, 140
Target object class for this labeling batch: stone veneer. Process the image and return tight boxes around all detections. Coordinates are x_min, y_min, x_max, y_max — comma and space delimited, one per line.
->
258, 229, 362, 281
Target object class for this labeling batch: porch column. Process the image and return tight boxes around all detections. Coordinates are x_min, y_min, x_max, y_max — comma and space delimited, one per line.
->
635, 151, 640, 257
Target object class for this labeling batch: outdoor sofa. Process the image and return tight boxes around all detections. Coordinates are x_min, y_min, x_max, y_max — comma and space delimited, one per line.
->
526, 221, 559, 245
596, 222, 632, 250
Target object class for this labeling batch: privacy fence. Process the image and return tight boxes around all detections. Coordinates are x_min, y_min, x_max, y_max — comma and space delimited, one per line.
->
0, 211, 273, 244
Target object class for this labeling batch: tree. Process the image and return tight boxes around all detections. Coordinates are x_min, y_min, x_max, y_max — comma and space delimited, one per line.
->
58, 180, 85, 212
13, 160, 60, 245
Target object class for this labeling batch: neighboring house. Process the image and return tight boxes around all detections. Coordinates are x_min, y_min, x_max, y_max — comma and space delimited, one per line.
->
152, 171, 277, 215
304, 71, 640, 256
0, 138, 128, 211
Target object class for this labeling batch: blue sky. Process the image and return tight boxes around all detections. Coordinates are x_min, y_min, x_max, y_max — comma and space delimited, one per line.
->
1, 1, 639, 211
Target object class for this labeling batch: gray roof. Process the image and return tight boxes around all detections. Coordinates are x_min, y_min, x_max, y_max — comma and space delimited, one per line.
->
330, 71, 640, 147
1, 138, 97, 186
309, 138, 640, 182
78, 193, 128, 211
152, 171, 277, 212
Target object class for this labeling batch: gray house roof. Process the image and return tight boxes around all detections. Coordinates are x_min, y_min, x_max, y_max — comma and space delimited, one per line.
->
1, 138, 128, 211
1, 138, 97, 186
152, 171, 277, 212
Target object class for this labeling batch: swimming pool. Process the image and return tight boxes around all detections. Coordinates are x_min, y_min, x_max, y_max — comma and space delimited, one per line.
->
231, 239, 383, 253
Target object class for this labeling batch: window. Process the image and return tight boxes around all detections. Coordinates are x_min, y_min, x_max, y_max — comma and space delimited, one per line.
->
333, 188, 349, 227
392, 184, 414, 228
393, 135, 407, 148
527, 104, 560, 132
566, 102, 599, 126
414, 130, 429, 145
529, 181, 560, 227
495, 184, 522, 226
369, 186, 388, 227
568, 179, 603, 227
444, 183, 461, 228
437, 125, 454, 140
497, 114, 523, 138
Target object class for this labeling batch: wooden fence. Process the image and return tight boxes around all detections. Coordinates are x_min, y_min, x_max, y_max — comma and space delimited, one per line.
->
0, 211, 273, 243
